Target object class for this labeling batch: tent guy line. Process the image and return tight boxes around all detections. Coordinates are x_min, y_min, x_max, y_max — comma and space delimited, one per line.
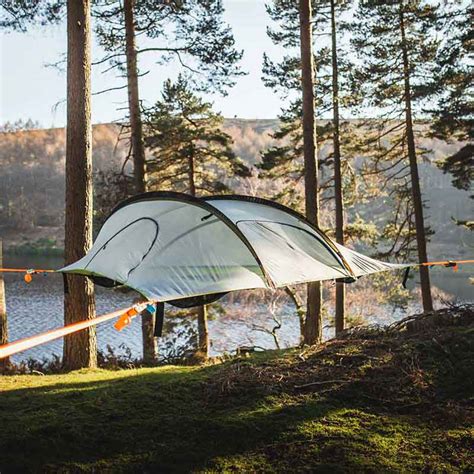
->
1, 259, 473, 280
0, 264, 471, 359
0, 192, 472, 359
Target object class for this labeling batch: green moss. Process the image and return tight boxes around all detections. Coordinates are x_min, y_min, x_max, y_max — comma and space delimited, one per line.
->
0, 317, 473, 472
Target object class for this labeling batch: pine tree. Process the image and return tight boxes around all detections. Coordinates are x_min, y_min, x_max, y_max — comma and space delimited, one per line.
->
1, 1, 98, 369
122, 0, 157, 363
261, 0, 358, 337
145, 76, 249, 194
350, 0, 439, 312
93, 0, 243, 361
144, 76, 249, 357
63, 0, 97, 370
123, 0, 147, 196
261, 1, 332, 212
329, 0, 345, 334
0, 2, 63, 30
298, 0, 323, 345
93, 0, 244, 190
428, 1, 473, 201
0, 0, 243, 363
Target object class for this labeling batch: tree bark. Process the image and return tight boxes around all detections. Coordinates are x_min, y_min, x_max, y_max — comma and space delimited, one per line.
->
140, 305, 158, 364
196, 305, 209, 355
124, 0, 158, 360
187, 146, 209, 358
0, 240, 9, 370
188, 146, 196, 196
63, 0, 97, 371
399, 6, 433, 312
124, 0, 147, 195
299, 0, 322, 345
330, 0, 345, 335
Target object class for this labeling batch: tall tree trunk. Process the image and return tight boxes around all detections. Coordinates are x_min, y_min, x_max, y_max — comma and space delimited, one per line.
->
187, 146, 209, 358
330, 0, 345, 335
0, 240, 9, 371
63, 0, 97, 371
196, 305, 209, 356
124, 0, 147, 195
139, 298, 157, 364
188, 147, 196, 196
399, 6, 433, 312
124, 0, 157, 362
299, 0, 322, 345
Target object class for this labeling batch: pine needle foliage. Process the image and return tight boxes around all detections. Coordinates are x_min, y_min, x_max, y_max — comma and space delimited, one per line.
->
349, 0, 440, 261
427, 1, 473, 198
261, 0, 365, 238
144, 75, 250, 195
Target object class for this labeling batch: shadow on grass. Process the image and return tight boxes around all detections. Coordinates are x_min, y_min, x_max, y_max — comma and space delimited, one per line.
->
0, 364, 331, 472
0, 323, 473, 472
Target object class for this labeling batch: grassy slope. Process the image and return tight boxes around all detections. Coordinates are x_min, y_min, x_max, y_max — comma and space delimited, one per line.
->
0, 310, 473, 473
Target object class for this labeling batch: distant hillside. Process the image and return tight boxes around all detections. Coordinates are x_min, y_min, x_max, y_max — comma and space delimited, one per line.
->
0, 120, 471, 260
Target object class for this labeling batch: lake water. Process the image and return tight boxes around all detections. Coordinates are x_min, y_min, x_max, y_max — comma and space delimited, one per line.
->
2, 254, 472, 363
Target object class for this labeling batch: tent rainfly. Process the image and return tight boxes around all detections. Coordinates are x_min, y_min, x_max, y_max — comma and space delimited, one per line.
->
60, 192, 406, 307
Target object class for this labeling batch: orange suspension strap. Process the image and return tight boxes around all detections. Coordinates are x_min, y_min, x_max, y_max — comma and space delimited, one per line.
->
418, 259, 474, 272
114, 303, 157, 331
402, 259, 474, 288
0, 302, 156, 360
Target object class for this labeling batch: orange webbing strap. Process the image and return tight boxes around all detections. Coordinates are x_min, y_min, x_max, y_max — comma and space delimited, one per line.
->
418, 259, 474, 267
402, 259, 473, 288
0, 303, 151, 360
114, 307, 140, 331
416, 259, 474, 273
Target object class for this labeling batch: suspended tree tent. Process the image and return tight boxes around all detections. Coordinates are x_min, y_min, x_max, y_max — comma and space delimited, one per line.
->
61, 191, 406, 306
3, 191, 471, 359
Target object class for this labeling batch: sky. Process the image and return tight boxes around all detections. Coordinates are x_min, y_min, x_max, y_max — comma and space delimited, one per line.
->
0, 0, 289, 128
